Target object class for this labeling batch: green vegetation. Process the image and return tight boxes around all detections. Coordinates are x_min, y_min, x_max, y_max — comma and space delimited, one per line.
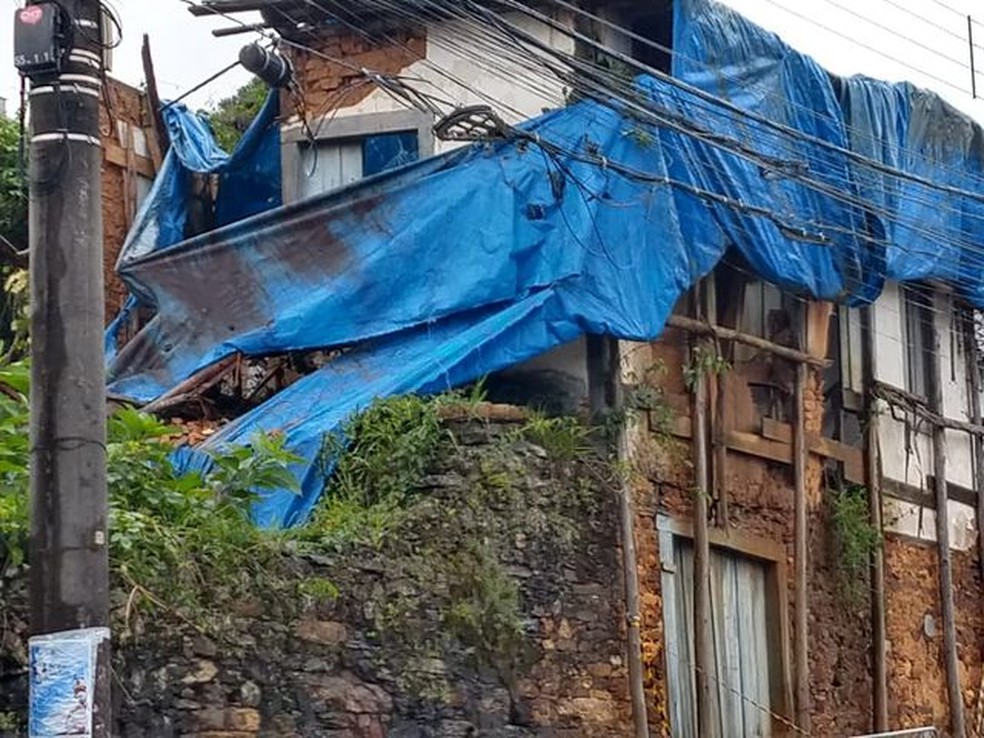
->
0, 361, 305, 621
0, 116, 29, 358
829, 484, 881, 606
200, 78, 268, 152
0, 366, 607, 698
0, 116, 26, 254
683, 343, 731, 391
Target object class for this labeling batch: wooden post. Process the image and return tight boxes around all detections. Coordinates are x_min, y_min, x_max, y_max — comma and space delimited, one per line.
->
793, 358, 811, 735
692, 284, 714, 737
141, 35, 170, 157
861, 306, 889, 731
588, 335, 650, 738
707, 273, 729, 530
693, 340, 713, 737
968, 315, 984, 583
930, 319, 967, 738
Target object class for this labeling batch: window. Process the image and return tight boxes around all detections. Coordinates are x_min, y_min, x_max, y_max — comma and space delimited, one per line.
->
297, 131, 420, 200
659, 521, 790, 738
838, 305, 864, 396
902, 284, 935, 399
283, 110, 433, 203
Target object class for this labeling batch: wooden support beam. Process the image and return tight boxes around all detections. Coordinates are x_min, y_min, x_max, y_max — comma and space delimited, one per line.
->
862, 305, 888, 733
142, 35, 170, 157
875, 381, 984, 437
759, 418, 864, 481
793, 362, 810, 735
706, 273, 730, 530
667, 314, 828, 368
692, 339, 713, 738
929, 321, 967, 738
140, 355, 238, 416
805, 301, 834, 359
970, 324, 984, 582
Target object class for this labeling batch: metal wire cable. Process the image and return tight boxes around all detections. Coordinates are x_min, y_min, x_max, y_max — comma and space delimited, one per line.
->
177, 0, 984, 314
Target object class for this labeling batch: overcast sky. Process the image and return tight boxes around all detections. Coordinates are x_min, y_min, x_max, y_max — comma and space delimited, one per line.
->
1, 0, 983, 120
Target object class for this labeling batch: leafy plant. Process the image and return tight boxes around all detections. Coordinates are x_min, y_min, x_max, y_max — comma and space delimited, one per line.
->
829, 484, 880, 606
321, 395, 444, 508
516, 412, 594, 461
200, 78, 268, 152
443, 543, 525, 671
0, 363, 304, 620
0, 710, 20, 732
0, 116, 26, 254
206, 432, 303, 505
683, 344, 731, 391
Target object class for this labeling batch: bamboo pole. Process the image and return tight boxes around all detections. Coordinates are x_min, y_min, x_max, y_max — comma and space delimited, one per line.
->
967, 321, 984, 583
692, 338, 713, 737
612, 340, 651, 738
667, 314, 827, 368
706, 274, 730, 530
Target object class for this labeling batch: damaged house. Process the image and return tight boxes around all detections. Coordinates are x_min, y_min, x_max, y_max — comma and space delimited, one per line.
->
91, 0, 984, 735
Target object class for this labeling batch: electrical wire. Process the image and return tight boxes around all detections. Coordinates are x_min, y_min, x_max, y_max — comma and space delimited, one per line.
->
205, 0, 984, 209
811, 0, 972, 72
264, 0, 984, 308
177, 0, 984, 316
161, 60, 243, 110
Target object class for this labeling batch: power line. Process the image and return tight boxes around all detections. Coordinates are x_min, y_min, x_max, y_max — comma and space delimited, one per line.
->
760, 0, 972, 96
176, 0, 984, 309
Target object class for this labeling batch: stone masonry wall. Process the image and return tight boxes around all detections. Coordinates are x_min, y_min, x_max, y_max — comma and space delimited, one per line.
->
0, 416, 634, 737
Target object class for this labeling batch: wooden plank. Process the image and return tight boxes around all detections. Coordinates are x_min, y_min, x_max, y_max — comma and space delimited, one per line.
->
142, 35, 170, 157
805, 301, 834, 360
761, 417, 864, 480
104, 141, 155, 178
725, 430, 792, 465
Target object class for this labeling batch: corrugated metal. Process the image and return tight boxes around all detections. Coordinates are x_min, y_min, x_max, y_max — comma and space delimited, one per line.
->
663, 537, 772, 738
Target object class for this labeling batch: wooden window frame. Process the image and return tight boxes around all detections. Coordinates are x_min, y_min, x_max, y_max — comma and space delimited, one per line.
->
657, 515, 794, 737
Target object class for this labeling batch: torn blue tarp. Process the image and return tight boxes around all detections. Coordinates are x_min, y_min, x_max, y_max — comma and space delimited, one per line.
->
105, 91, 282, 362
108, 0, 984, 527
114, 90, 282, 277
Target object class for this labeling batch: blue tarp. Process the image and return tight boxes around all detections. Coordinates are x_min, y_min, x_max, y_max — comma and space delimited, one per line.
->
105, 91, 282, 361
107, 0, 984, 527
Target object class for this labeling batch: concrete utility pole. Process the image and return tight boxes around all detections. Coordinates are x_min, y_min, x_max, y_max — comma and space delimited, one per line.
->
17, 0, 111, 734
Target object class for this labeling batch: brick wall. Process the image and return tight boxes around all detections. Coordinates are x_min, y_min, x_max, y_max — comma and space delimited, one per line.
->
287, 30, 426, 120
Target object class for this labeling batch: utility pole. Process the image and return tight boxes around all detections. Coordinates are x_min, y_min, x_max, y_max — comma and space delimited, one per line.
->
16, 0, 111, 734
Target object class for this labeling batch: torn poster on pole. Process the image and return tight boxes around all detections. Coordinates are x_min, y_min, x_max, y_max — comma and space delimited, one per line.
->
29, 628, 109, 738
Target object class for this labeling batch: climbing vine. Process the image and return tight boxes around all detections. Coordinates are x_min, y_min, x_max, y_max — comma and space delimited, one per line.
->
829, 484, 881, 606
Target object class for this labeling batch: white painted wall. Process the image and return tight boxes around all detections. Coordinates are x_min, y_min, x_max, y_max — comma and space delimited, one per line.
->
872, 281, 980, 550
